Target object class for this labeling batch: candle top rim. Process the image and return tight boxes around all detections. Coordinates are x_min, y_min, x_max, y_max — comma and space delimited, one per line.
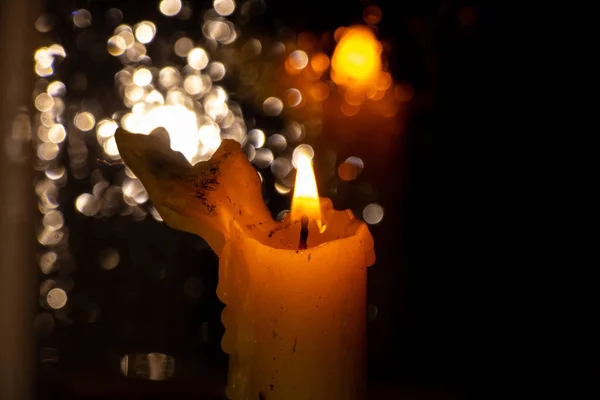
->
231, 201, 374, 255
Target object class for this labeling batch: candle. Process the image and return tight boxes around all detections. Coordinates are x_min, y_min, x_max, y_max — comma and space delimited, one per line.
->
115, 127, 375, 400
218, 155, 374, 400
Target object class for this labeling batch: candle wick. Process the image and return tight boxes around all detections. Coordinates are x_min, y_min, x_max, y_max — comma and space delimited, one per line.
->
299, 215, 309, 250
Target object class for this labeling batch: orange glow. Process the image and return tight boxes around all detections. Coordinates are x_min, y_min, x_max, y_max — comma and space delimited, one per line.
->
366, 85, 378, 99
376, 72, 392, 91
291, 152, 321, 223
344, 89, 366, 106
340, 102, 360, 116
363, 5, 382, 25
301, 64, 322, 81
309, 82, 330, 102
394, 83, 414, 102
310, 52, 330, 74
285, 57, 302, 76
371, 89, 386, 101
331, 25, 382, 90
333, 27, 348, 42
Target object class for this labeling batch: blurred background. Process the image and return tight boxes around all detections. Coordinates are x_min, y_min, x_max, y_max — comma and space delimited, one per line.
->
0, 0, 498, 399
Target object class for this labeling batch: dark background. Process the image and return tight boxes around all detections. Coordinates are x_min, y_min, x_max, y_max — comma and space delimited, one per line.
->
32, 0, 506, 399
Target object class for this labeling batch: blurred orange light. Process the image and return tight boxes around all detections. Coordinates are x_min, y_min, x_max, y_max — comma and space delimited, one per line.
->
309, 82, 330, 102
310, 52, 330, 74
344, 89, 366, 106
331, 25, 382, 90
340, 102, 360, 117
371, 89, 386, 101
376, 72, 392, 91
363, 5, 382, 25
333, 27, 348, 42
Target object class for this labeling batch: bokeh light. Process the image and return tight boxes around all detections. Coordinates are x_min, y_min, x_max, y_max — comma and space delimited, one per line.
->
159, 0, 183, 17
266, 133, 287, 152
106, 36, 127, 56
292, 144, 314, 168
262, 97, 283, 116
75, 193, 100, 216
309, 82, 330, 102
247, 129, 266, 148
284, 122, 304, 142
74, 112, 95, 131
38, 143, 60, 161
338, 156, 364, 181
363, 5, 382, 25
96, 119, 118, 139
135, 21, 156, 44
46, 288, 67, 310
73, 9, 92, 28
271, 157, 292, 179
100, 248, 120, 270
133, 68, 153, 86
285, 88, 302, 107
310, 52, 330, 74
254, 148, 274, 168
47, 81, 66, 97
207, 62, 226, 81
331, 25, 382, 90
274, 182, 292, 195
35, 14, 56, 33
43, 210, 64, 231
39, 252, 58, 275
187, 48, 209, 70
214, 0, 236, 16
174, 37, 194, 57
159, 66, 180, 87
363, 203, 384, 225
288, 50, 309, 70
35, 93, 54, 112
183, 75, 203, 95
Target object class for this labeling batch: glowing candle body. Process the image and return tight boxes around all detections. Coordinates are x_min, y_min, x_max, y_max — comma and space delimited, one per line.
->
218, 198, 375, 400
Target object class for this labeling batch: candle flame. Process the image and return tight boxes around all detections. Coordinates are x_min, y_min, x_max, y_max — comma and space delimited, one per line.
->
331, 25, 382, 90
291, 152, 321, 223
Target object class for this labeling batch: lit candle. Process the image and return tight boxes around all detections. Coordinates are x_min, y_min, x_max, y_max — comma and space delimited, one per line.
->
115, 128, 375, 400
218, 151, 375, 400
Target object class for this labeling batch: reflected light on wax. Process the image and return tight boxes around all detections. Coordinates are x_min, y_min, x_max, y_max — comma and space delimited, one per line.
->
291, 152, 321, 223
331, 25, 382, 90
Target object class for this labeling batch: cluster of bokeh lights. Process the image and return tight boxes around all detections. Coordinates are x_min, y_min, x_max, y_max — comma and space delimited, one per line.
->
31, 0, 389, 375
